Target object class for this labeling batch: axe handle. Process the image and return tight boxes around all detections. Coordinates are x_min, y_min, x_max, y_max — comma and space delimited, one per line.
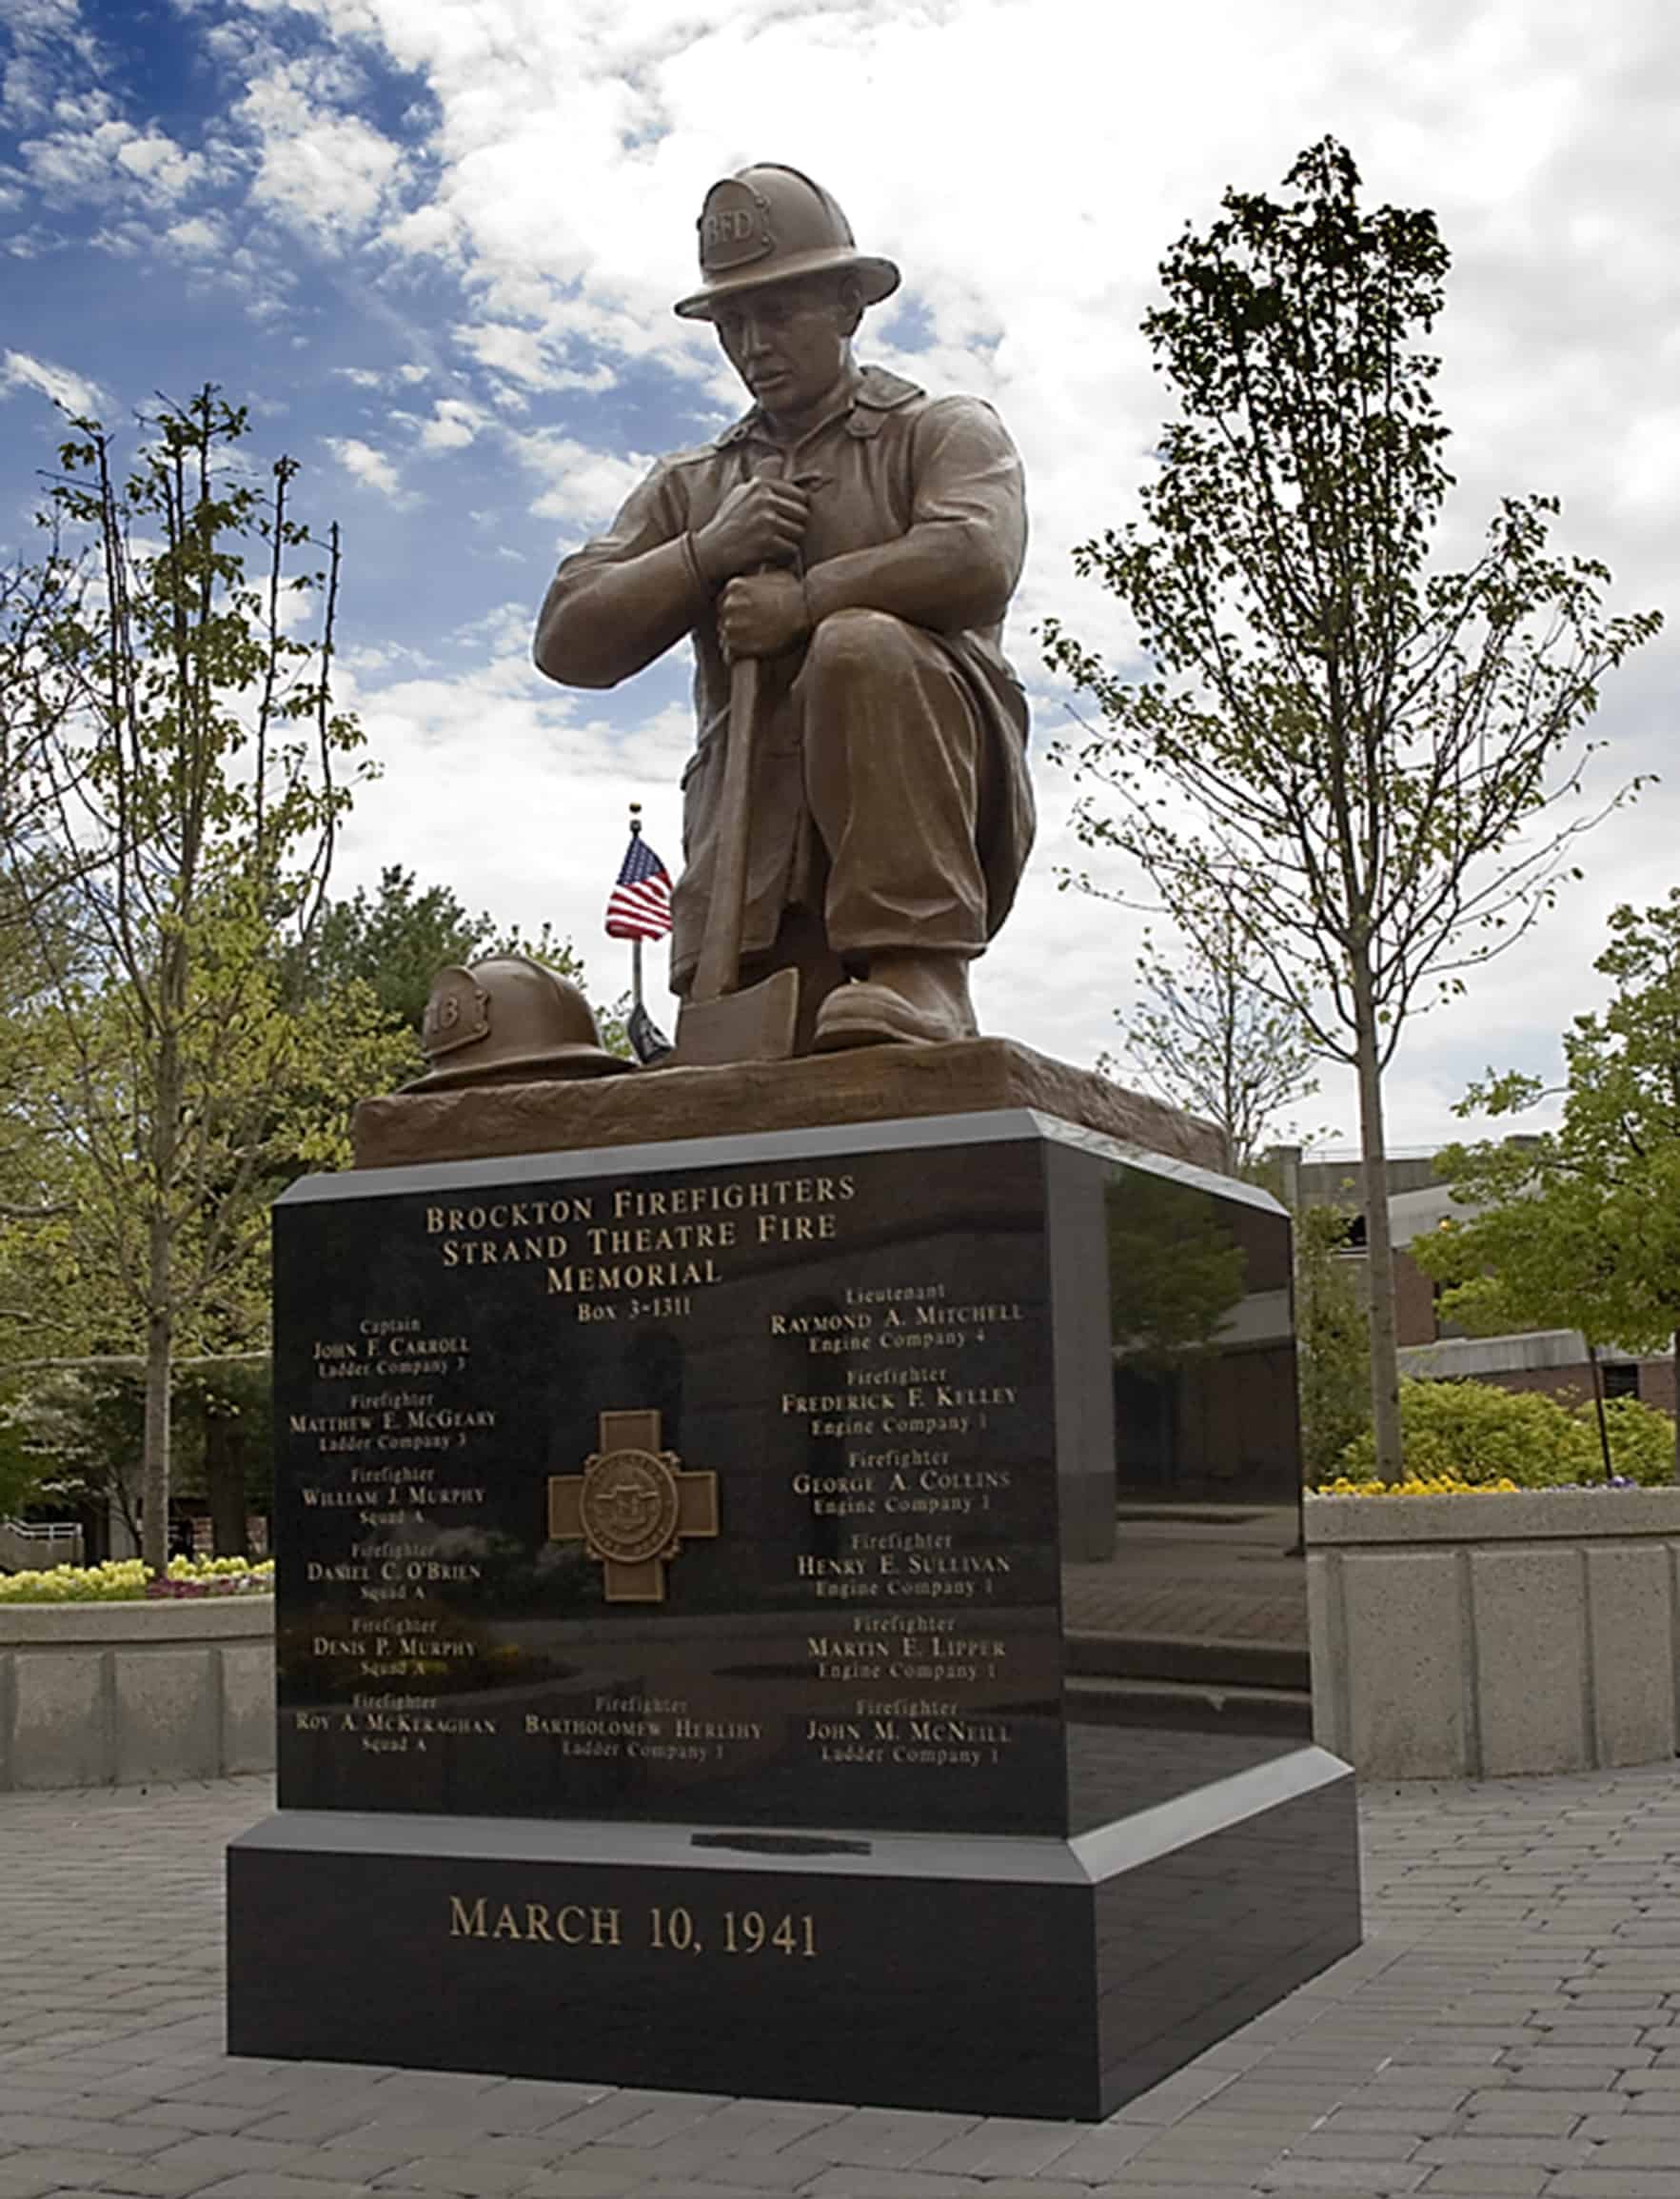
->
690, 650, 759, 1005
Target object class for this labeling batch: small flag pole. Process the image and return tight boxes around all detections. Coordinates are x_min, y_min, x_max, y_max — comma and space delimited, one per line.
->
627, 803, 645, 1014
608, 802, 673, 1065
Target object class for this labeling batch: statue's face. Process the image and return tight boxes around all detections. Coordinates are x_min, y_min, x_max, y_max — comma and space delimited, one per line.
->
712, 278, 853, 423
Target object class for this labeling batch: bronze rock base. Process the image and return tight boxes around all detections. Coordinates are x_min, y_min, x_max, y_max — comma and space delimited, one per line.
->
351, 1037, 1223, 1174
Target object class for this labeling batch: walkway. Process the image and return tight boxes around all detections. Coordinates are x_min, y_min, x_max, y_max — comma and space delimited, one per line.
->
5, 1764, 1680, 2197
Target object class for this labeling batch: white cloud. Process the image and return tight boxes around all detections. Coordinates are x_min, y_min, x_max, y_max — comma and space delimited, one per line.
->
19, 100, 208, 209
329, 627, 694, 1018
163, 212, 225, 256
455, 320, 618, 396
0, 0, 90, 128
1, 346, 103, 415
418, 396, 486, 451
112, 128, 205, 201
324, 434, 405, 499
239, 61, 405, 246
505, 428, 649, 530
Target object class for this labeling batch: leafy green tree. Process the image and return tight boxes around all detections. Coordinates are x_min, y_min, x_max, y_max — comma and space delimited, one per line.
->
1042, 137, 1659, 1480
0, 389, 409, 1571
309, 865, 495, 1037
0, 1380, 48, 1519
305, 871, 631, 1069
1417, 890, 1680, 1478
1294, 1202, 1370, 1481
1407, 1161, 1628, 1478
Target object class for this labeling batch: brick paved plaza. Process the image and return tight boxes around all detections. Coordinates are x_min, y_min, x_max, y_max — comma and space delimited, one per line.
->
5, 1767, 1680, 2199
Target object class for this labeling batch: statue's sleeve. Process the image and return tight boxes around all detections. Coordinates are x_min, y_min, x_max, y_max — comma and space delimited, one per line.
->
908, 397, 1027, 604
533, 461, 711, 689
803, 397, 1026, 635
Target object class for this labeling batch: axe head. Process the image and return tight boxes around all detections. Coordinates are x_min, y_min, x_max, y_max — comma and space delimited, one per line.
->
668, 966, 800, 1067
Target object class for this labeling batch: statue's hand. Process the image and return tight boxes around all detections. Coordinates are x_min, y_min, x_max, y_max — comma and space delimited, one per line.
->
692, 479, 809, 583
719, 572, 812, 660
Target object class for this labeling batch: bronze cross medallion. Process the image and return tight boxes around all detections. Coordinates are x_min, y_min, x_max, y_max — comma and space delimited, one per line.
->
546, 1409, 719, 1603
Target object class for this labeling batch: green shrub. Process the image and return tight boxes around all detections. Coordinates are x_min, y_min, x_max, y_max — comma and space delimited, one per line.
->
1331, 1378, 1674, 1488
1577, 1394, 1677, 1485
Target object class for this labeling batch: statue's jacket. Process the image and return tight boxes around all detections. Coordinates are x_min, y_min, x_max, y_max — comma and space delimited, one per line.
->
536, 366, 1035, 991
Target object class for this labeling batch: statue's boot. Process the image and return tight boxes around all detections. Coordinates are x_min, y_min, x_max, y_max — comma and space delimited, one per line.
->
812, 952, 978, 1050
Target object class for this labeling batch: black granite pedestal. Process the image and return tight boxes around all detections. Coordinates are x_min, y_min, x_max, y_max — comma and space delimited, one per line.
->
228, 1107, 1360, 2119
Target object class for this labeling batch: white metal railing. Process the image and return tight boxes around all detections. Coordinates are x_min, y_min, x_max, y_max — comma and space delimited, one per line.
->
0, 1518, 84, 1572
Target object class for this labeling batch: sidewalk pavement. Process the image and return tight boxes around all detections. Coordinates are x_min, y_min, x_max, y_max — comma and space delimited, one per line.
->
5, 1764, 1680, 2199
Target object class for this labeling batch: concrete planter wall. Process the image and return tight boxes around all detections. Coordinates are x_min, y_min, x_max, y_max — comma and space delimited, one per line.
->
1307, 1488, 1680, 1780
0, 1595, 273, 1791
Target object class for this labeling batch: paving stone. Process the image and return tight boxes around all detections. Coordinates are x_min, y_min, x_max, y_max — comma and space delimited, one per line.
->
0, 2090, 150, 2122
1461, 2090, 1626, 2118
1256, 2162, 1433, 2190
193, 2179, 378, 2199
1092, 2186, 1267, 2199
1546, 2177, 1680, 2198
1578, 2113, 1680, 2140
510, 2155, 665, 2189
1413, 2135, 1592, 2166
0, 2149, 200, 2192
799, 2170, 990, 2197
1121, 2159, 1295, 2185
1455, 2105, 1591, 2136
0, 2112, 187, 2154
240, 2108, 395, 2146
792, 2110, 981, 2168
501, 2100, 677, 2152
126, 2107, 270, 2136
370, 2159, 540, 2196
0, 2167, 88, 2199
73, 2161, 243, 2198
598, 2107, 737, 2153
1416, 2170, 1549, 2194
1132, 2130, 1303, 2165
1309, 2110, 1461, 2137
453, 2181, 632, 2199
1029, 2128, 1156, 2180
638, 2185, 796, 2199
942, 2183, 1098, 2198
622, 2150, 831, 2191
148, 2139, 342, 2180
1588, 2139, 1680, 2169
904, 2121, 1084, 2176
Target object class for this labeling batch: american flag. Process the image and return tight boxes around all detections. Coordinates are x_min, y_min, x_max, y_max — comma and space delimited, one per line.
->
605, 828, 673, 941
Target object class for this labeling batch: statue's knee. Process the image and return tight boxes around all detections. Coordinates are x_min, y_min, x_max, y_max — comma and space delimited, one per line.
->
805, 607, 915, 683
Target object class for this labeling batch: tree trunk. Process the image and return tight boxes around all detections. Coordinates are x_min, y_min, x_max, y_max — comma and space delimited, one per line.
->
1588, 1341, 1613, 1484
206, 1412, 248, 1557
140, 1216, 173, 1576
1351, 956, 1403, 1482
143, 969, 183, 1577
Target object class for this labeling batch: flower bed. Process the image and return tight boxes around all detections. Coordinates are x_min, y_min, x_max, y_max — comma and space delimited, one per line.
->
1305, 1484, 1680, 1779
0, 1555, 273, 1604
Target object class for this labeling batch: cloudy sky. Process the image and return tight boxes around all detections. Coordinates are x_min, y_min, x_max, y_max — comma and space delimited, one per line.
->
3, 0, 1676, 1153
